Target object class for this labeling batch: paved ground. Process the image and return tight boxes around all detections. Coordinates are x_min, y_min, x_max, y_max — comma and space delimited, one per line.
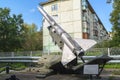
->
0, 70, 120, 80
0, 72, 38, 80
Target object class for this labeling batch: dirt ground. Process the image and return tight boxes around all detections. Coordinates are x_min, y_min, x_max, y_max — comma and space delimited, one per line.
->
0, 70, 120, 80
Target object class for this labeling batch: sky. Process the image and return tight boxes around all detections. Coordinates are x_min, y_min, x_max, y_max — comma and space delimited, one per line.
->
89, 0, 113, 32
0, 0, 113, 31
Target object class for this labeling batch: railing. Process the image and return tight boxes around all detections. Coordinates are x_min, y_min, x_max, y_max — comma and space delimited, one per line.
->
0, 48, 120, 63
0, 51, 43, 57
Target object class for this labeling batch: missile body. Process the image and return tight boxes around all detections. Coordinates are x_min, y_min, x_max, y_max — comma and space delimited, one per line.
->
38, 6, 84, 57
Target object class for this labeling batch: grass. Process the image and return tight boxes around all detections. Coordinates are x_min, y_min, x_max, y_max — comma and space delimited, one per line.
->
85, 51, 102, 56
0, 63, 27, 73
105, 63, 120, 75
108, 76, 115, 80
112, 70, 120, 75
0, 67, 5, 73
105, 63, 120, 69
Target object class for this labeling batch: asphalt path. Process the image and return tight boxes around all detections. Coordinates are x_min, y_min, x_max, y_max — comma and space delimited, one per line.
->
0, 71, 120, 80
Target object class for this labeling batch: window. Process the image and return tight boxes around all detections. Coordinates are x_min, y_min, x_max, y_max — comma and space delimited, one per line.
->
51, 4, 58, 11
93, 30, 98, 36
52, 15, 58, 19
52, 14, 58, 21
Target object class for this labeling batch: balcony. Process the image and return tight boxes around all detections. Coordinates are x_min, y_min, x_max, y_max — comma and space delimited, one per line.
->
82, 0, 88, 12
82, 16, 87, 22
93, 30, 98, 37
83, 27, 90, 33
82, 5, 87, 12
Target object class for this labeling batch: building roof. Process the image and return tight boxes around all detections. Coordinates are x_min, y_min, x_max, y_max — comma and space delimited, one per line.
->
40, 0, 57, 6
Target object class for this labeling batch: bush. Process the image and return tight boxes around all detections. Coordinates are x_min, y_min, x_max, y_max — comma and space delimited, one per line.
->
10, 63, 26, 70
0, 67, 5, 73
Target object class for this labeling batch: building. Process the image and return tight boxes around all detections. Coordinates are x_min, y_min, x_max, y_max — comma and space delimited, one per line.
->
40, 0, 109, 53
108, 32, 113, 40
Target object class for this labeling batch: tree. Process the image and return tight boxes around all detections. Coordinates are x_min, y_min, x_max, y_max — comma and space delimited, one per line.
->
95, 40, 112, 48
0, 8, 25, 51
22, 23, 43, 51
35, 28, 43, 50
110, 0, 120, 47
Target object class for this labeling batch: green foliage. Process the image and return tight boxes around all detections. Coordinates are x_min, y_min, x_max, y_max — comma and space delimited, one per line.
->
0, 67, 5, 73
22, 23, 43, 51
95, 40, 112, 48
86, 51, 102, 56
10, 63, 26, 70
0, 8, 25, 52
0, 7, 43, 52
95, 39, 120, 48
110, 0, 120, 47
105, 63, 120, 69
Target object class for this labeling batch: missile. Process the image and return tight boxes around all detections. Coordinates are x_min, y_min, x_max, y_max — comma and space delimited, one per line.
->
38, 6, 84, 57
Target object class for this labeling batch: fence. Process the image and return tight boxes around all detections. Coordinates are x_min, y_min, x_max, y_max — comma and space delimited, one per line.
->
0, 51, 43, 57
43, 48, 120, 56
0, 48, 120, 57
85, 48, 120, 56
